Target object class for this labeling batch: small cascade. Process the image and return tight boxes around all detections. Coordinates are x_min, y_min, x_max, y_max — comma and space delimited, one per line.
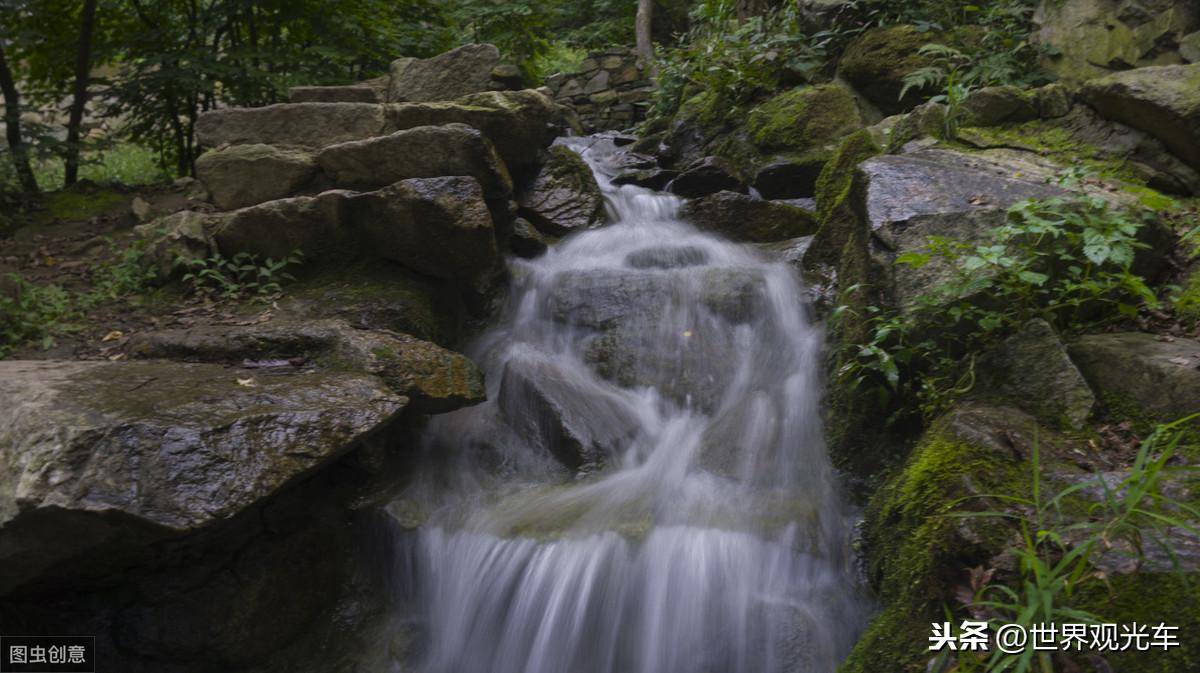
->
383, 134, 869, 673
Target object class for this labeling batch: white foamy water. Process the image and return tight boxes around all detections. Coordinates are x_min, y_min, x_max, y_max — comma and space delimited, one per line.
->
382, 134, 868, 673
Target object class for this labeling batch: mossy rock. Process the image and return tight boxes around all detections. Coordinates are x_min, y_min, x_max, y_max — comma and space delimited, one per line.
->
745, 83, 865, 161
663, 84, 865, 180
840, 404, 1035, 673
809, 130, 881, 265
1074, 571, 1200, 673
839, 25, 971, 115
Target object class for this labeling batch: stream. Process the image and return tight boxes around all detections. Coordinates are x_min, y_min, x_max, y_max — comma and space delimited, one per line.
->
382, 134, 870, 673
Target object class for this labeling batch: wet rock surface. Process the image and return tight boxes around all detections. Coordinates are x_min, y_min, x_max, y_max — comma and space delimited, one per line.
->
517, 145, 606, 234
0, 358, 406, 596
680, 191, 818, 243
1080, 64, 1200, 170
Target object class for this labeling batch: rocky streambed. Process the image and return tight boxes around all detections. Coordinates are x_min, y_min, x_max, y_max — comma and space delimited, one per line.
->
3, 32, 1200, 673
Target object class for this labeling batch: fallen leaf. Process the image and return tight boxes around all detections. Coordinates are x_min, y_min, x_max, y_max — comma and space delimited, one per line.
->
236, 377, 257, 387
102, 330, 124, 342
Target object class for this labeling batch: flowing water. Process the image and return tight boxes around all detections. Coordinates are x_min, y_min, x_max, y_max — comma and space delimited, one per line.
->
383, 135, 869, 673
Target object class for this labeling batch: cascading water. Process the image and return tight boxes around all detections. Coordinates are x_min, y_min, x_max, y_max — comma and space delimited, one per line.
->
383, 135, 869, 673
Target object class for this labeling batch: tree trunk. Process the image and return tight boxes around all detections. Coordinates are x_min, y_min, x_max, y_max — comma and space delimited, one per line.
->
64, 0, 99, 187
0, 38, 39, 194
736, 0, 773, 21
636, 0, 655, 75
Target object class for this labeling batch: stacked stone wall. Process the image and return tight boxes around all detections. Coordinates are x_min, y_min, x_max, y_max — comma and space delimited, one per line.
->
544, 47, 655, 132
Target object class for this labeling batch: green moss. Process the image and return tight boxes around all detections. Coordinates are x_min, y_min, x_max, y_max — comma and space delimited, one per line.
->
806, 130, 881, 268
841, 412, 1026, 673
1124, 184, 1180, 211
956, 120, 1154, 187
42, 188, 129, 223
746, 84, 862, 157
839, 25, 936, 114
1074, 572, 1200, 673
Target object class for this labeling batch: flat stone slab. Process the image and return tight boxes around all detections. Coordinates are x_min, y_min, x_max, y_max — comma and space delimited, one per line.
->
196, 102, 388, 149
1068, 332, 1200, 421
289, 85, 381, 103
0, 359, 406, 595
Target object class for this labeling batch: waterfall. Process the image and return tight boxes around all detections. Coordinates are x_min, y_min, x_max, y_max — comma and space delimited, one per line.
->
382, 134, 869, 673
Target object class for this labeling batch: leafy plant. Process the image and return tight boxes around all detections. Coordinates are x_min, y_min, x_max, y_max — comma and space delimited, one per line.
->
650, 0, 830, 122
837, 196, 1159, 420
0, 275, 76, 355
940, 415, 1200, 673
178, 250, 304, 301
85, 237, 159, 306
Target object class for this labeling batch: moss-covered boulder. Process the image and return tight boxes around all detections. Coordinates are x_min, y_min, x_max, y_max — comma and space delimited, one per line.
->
807, 130, 881, 267
975, 319, 1096, 430
839, 25, 950, 115
841, 403, 1035, 673
744, 83, 865, 196
959, 85, 1039, 128
659, 83, 865, 192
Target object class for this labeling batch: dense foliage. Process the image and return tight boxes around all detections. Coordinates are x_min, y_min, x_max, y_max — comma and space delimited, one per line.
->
837, 195, 1161, 423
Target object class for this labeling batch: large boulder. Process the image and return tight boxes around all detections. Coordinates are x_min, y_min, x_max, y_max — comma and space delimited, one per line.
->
0, 358, 406, 596
385, 89, 565, 171
345, 176, 499, 290
546, 267, 767, 330
387, 44, 502, 103
196, 103, 387, 150
317, 123, 514, 198
838, 25, 944, 115
517, 145, 605, 235
1067, 332, 1200, 421
959, 85, 1039, 128
976, 319, 1096, 430
195, 144, 318, 210
1080, 64, 1200, 170
135, 210, 216, 279
210, 190, 348, 262
496, 352, 637, 470
856, 149, 1068, 234
743, 83, 866, 196
680, 191, 819, 243
667, 157, 746, 198
1033, 0, 1200, 83
125, 319, 485, 414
